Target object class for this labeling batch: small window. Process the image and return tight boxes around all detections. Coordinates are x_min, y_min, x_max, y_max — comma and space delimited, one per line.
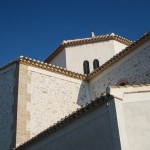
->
93, 59, 99, 70
83, 61, 90, 75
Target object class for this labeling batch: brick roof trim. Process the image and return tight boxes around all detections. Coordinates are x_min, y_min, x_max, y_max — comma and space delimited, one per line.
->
44, 33, 132, 63
14, 94, 113, 150
0, 56, 86, 80
86, 32, 150, 80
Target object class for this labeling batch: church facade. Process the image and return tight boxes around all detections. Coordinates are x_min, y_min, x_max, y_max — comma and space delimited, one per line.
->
0, 32, 150, 150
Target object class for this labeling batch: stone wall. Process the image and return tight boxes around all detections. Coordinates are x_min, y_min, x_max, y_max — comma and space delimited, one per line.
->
90, 41, 150, 99
16, 64, 31, 146
17, 65, 90, 141
18, 99, 121, 150
0, 64, 18, 150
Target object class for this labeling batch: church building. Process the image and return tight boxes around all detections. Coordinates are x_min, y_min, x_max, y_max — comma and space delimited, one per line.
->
0, 32, 150, 150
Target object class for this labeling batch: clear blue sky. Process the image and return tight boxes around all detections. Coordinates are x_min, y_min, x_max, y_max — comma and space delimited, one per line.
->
0, 0, 150, 66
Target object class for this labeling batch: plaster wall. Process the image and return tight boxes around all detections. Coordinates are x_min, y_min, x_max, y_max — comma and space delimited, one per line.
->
22, 99, 121, 150
23, 66, 90, 138
90, 41, 150, 99
113, 40, 127, 54
123, 93, 150, 150
0, 64, 17, 150
65, 40, 126, 74
111, 86, 150, 150
50, 48, 66, 68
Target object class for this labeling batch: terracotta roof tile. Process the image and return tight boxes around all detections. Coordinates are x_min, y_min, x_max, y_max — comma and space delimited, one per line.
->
0, 56, 86, 80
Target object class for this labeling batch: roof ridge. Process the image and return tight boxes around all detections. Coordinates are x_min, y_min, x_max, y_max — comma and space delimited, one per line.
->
62, 33, 132, 44
14, 94, 113, 150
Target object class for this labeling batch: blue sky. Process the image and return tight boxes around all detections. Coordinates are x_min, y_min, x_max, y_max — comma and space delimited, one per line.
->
0, 0, 150, 66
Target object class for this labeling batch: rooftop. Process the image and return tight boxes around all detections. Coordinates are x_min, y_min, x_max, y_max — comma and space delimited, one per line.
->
44, 33, 132, 63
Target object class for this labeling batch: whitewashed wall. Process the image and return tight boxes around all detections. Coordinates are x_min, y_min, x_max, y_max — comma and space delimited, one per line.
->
50, 48, 66, 68
111, 86, 150, 150
113, 40, 127, 54
66, 40, 127, 74
90, 41, 150, 99
0, 64, 17, 150
19, 99, 121, 150
26, 66, 90, 138
50, 40, 127, 74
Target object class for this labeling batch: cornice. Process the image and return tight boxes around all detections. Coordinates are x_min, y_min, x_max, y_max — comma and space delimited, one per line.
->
19, 56, 86, 80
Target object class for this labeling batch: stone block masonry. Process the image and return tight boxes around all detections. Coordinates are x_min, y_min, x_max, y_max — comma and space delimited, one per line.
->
90, 42, 150, 99
27, 66, 90, 138
16, 64, 31, 146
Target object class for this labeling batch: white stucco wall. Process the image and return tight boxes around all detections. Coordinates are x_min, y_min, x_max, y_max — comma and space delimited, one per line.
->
0, 64, 17, 150
123, 93, 150, 150
111, 86, 150, 150
21, 99, 121, 150
26, 66, 90, 138
113, 40, 127, 54
90, 41, 150, 99
65, 40, 127, 74
50, 48, 66, 68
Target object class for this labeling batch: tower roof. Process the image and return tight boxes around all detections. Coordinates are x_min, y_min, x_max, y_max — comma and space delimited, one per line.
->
44, 33, 132, 63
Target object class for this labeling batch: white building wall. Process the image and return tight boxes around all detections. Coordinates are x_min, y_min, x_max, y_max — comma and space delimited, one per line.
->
26, 66, 90, 138
110, 86, 150, 150
50, 48, 66, 68
113, 40, 127, 54
0, 64, 17, 150
20, 99, 121, 150
122, 92, 150, 150
90, 41, 150, 99
64, 40, 127, 74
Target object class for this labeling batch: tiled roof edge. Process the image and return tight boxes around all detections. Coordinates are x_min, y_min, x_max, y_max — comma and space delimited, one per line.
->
110, 84, 150, 89
0, 56, 86, 80
44, 33, 132, 63
14, 94, 113, 150
86, 32, 150, 80
19, 56, 86, 80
